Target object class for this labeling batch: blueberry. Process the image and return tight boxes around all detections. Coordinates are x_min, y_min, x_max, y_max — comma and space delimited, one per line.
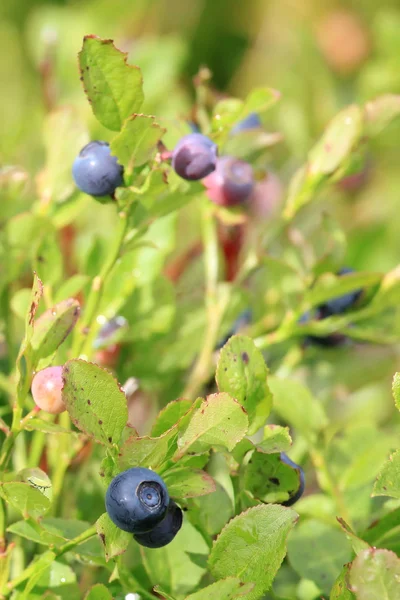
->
172, 133, 217, 181
300, 268, 361, 347
133, 501, 183, 548
231, 112, 261, 134
280, 453, 305, 506
203, 156, 254, 206
93, 316, 128, 349
72, 141, 124, 197
320, 267, 361, 316
216, 309, 252, 349
105, 467, 169, 534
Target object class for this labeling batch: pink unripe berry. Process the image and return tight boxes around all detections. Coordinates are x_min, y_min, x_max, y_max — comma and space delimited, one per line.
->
31, 366, 66, 414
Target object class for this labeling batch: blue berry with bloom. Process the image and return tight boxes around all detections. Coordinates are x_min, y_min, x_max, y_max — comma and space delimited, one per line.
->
133, 501, 183, 548
72, 141, 123, 197
231, 112, 262, 134
203, 156, 254, 206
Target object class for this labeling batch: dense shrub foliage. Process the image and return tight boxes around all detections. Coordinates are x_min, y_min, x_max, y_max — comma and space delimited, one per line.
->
1, 7, 400, 600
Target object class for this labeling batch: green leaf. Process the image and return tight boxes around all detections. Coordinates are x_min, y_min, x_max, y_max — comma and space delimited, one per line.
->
243, 452, 303, 505
349, 548, 400, 599
175, 393, 248, 459
393, 372, 400, 412
268, 376, 328, 440
110, 114, 165, 175
304, 271, 381, 309
196, 482, 234, 536
34, 560, 78, 594
7, 520, 64, 546
11, 288, 34, 320
84, 584, 113, 600
151, 399, 193, 437
96, 513, 131, 561
118, 428, 178, 472
37, 107, 89, 203
330, 565, 355, 600
164, 468, 216, 498
216, 335, 272, 435
31, 298, 80, 362
54, 274, 89, 304
33, 231, 63, 286
287, 520, 352, 594
0, 482, 50, 519
79, 35, 144, 131
372, 449, 400, 499
209, 505, 298, 600
140, 519, 209, 597
16, 273, 43, 397
336, 518, 370, 555
18, 467, 52, 501
364, 94, 400, 137
62, 359, 128, 447
308, 105, 364, 176
185, 578, 255, 600
258, 425, 292, 454
18, 551, 56, 600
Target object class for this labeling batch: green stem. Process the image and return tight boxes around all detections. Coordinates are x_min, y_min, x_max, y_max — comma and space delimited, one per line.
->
71, 211, 128, 359
50, 412, 72, 515
182, 204, 227, 399
2, 526, 97, 597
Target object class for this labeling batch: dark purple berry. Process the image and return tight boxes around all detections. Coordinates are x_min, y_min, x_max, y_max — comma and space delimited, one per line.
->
172, 133, 217, 181
133, 501, 183, 548
280, 453, 305, 506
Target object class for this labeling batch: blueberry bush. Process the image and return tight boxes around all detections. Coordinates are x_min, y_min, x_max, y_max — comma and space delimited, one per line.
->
1, 6, 400, 600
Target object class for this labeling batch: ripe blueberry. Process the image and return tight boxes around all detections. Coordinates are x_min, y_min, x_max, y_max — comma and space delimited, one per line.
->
94, 316, 128, 349
203, 156, 254, 206
105, 467, 169, 534
280, 453, 305, 506
172, 133, 217, 181
72, 141, 123, 197
133, 500, 183, 548
31, 366, 66, 414
231, 112, 261, 134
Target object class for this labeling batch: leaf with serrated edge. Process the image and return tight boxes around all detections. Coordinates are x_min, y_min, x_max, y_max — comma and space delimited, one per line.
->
258, 425, 292, 454
118, 427, 178, 472
79, 35, 144, 131
175, 393, 248, 460
96, 513, 131, 561
349, 548, 400, 599
372, 449, 400, 499
164, 468, 216, 498
185, 578, 254, 599
216, 336, 272, 435
110, 114, 165, 175
330, 564, 355, 600
62, 360, 128, 447
152, 399, 193, 437
209, 505, 298, 600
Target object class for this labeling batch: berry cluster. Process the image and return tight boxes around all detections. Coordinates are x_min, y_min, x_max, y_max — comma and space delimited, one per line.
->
105, 467, 182, 548
71, 114, 265, 209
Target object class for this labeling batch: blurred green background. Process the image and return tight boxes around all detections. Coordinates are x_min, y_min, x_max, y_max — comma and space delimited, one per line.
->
2, 0, 400, 274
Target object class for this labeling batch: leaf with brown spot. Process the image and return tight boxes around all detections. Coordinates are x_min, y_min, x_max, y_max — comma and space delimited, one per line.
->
62, 360, 128, 447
